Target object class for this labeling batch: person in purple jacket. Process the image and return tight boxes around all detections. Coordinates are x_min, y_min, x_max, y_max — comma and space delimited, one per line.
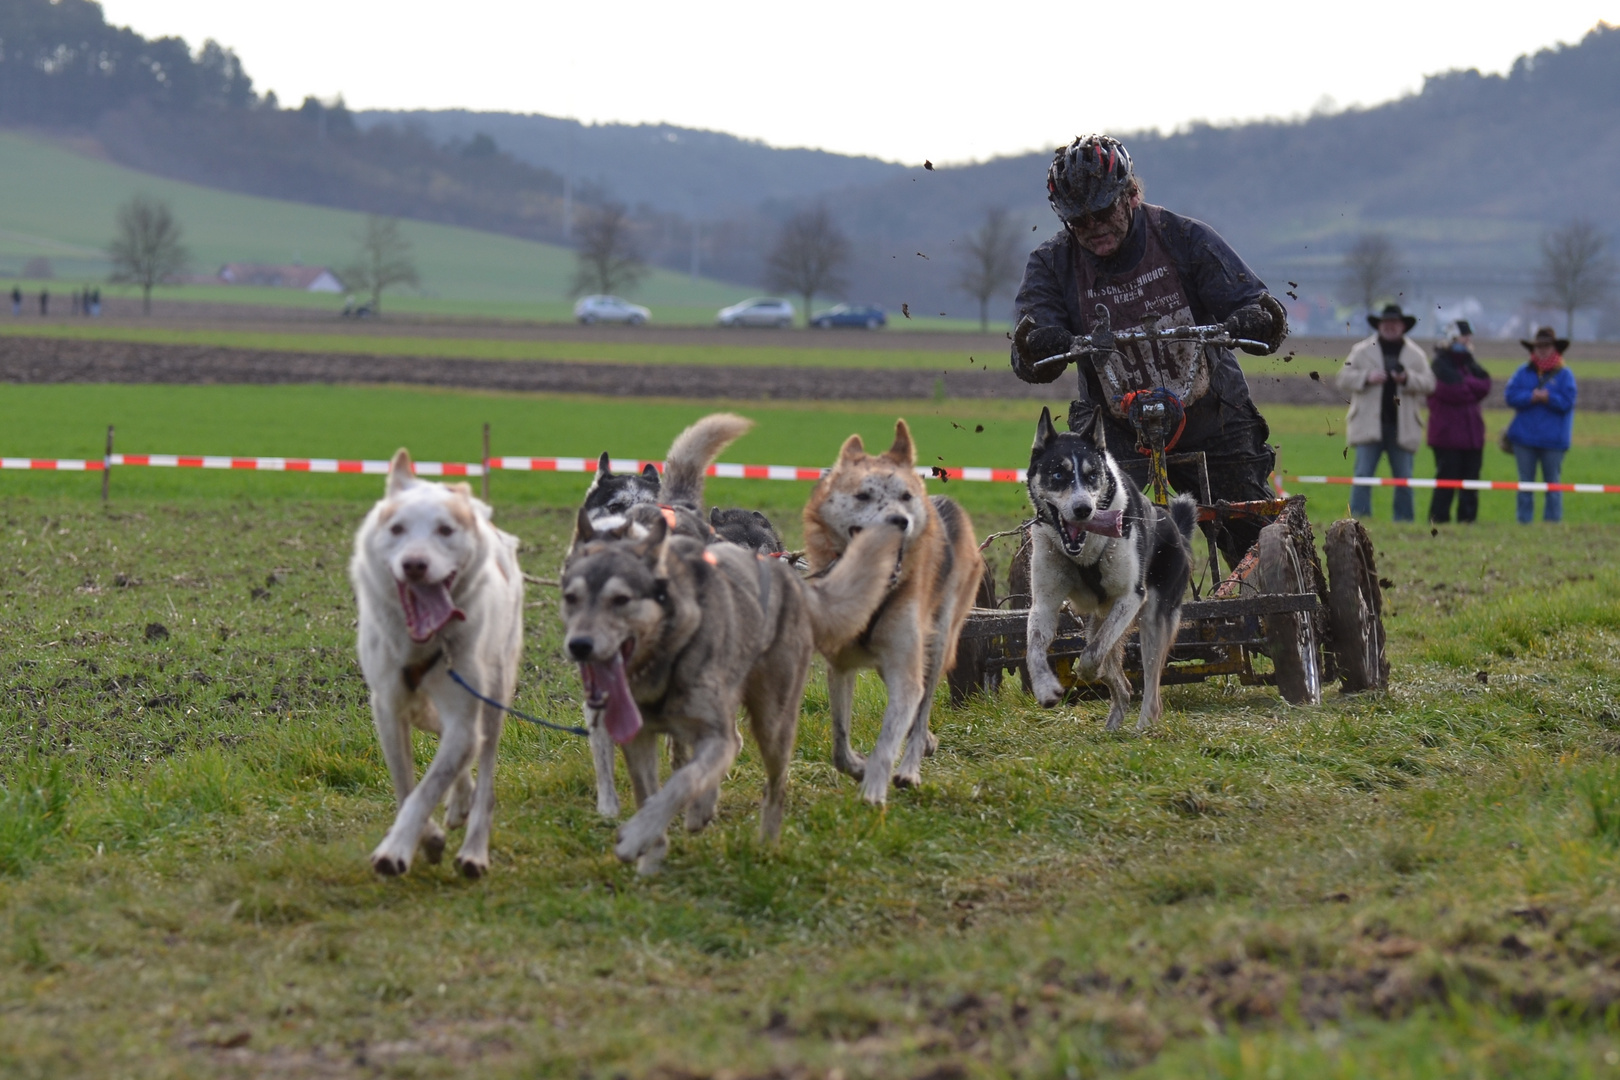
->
1504, 326, 1579, 523
1426, 320, 1491, 524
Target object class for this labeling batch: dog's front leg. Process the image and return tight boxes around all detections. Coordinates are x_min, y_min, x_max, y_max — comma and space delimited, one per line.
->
617, 722, 740, 875
1076, 591, 1143, 682
827, 665, 864, 780
894, 623, 952, 788
453, 698, 505, 879
369, 687, 447, 865
371, 689, 476, 877
861, 636, 925, 805
1135, 596, 1178, 731
586, 705, 621, 819
1025, 585, 1068, 709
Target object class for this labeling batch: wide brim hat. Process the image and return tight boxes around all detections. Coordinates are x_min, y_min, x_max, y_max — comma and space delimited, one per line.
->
1366, 303, 1417, 332
1520, 326, 1570, 352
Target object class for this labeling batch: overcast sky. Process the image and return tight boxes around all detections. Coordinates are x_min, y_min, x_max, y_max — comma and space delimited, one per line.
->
102, 1, 1617, 164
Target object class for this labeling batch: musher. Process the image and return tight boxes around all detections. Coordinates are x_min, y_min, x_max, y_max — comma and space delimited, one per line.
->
1009, 134, 1288, 566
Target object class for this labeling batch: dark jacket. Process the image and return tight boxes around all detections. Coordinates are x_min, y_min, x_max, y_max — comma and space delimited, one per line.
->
1505, 363, 1578, 451
1009, 205, 1266, 443
1426, 344, 1491, 450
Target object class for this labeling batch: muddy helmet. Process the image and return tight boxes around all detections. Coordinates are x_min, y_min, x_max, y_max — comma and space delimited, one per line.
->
1047, 135, 1134, 220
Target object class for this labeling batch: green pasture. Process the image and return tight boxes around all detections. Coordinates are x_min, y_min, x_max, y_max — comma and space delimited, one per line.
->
1, 384, 1618, 525
0, 131, 744, 313
2, 494, 1619, 1076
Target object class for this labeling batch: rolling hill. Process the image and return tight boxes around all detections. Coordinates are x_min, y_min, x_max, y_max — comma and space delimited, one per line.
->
0, 130, 751, 317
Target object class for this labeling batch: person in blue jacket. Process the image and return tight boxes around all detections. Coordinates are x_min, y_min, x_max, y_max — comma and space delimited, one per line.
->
1504, 326, 1578, 523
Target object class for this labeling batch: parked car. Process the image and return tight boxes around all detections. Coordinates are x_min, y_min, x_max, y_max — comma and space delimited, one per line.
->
575, 295, 650, 325
716, 297, 795, 328
811, 303, 886, 329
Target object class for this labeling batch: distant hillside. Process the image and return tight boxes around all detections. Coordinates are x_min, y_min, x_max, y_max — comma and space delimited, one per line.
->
359, 110, 907, 221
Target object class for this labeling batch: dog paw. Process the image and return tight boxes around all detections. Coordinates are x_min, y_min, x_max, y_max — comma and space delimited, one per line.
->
892, 768, 921, 789
922, 730, 939, 757
833, 749, 868, 782
596, 791, 622, 820
615, 817, 665, 864
420, 828, 446, 865
453, 852, 488, 880
860, 773, 890, 806
635, 838, 668, 877
1104, 705, 1126, 732
370, 849, 411, 877
685, 790, 719, 833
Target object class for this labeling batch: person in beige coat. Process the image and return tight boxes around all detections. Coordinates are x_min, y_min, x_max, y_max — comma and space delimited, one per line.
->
1334, 304, 1436, 521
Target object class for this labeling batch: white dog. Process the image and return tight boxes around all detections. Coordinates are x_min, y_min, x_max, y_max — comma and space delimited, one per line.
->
350, 449, 523, 878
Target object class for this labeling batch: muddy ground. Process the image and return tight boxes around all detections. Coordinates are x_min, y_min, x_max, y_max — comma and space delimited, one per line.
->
2, 334, 1616, 409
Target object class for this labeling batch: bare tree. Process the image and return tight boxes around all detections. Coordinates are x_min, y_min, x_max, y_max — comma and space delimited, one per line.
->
108, 194, 188, 315
956, 208, 1024, 331
1341, 233, 1401, 315
340, 216, 420, 314
1536, 220, 1617, 340
765, 206, 850, 328
570, 203, 646, 297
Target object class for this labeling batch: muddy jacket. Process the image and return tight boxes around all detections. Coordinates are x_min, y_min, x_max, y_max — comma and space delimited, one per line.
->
1010, 204, 1267, 444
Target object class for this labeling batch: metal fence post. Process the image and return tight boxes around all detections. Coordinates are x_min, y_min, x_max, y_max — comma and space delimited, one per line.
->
481, 422, 491, 504
101, 425, 114, 503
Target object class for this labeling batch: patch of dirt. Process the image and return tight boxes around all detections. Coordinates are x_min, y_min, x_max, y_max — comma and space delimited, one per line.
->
7, 334, 1617, 408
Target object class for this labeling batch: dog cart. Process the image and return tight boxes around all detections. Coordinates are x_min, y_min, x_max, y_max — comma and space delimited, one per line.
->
948, 308, 1389, 707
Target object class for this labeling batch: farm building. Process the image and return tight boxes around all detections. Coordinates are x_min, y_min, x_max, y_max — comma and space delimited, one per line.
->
217, 263, 344, 292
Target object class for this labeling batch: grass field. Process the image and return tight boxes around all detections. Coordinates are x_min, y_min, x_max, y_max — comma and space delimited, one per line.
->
2, 490, 1619, 1077
2, 384, 1618, 525
0, 131, 746, 316
5, 320, 1616, 380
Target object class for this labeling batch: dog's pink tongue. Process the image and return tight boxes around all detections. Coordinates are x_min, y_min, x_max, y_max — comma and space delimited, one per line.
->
1083, 509, 1125, 538
397, 580, 465, 643
586, 655, 643, 745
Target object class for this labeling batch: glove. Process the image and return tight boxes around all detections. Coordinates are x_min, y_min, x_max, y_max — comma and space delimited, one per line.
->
1011, 315, 1076, 383
1222, 294, 1289, 356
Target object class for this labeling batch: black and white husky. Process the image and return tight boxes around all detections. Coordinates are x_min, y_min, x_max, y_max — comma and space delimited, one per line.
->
1024, 407, 1196, 730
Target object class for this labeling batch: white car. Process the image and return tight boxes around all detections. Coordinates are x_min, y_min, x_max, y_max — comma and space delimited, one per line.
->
716, 297, 795, 328
574, 295, 651, 325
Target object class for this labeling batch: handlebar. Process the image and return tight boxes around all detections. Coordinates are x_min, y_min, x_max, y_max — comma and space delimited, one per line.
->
1031, 305, 1266, 374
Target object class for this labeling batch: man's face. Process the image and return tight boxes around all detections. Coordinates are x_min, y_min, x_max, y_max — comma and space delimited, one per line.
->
1534, 342, 1555, 359
1067, 195, 1134, 257
1378, 318, 1405, 342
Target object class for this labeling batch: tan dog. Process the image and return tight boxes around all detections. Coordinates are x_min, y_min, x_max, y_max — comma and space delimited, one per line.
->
350, 450, 523, 878
803, 420, 983, 804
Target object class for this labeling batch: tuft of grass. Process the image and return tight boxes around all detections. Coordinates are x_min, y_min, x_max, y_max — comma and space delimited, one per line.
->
0, 755, 69, 876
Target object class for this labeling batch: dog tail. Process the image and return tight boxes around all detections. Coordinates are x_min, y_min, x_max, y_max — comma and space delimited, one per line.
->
661, 413, 754, 510
804, 523, 906, 656
1168, 492, 1197, 542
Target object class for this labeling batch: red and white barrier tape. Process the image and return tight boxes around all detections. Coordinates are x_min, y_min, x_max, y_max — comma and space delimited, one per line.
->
0, 453, 1025, 483
1288, 475, 1620, 495
3, 454, 1615, 494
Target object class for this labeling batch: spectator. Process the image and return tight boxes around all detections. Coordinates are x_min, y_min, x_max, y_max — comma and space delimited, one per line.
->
38, 289, 48, 316
1335, 303, 1436, 522
9, 285, 19, 316
1505, 326, 1578, 524
90, 287, 101, 317
1426, 320, 1491, 524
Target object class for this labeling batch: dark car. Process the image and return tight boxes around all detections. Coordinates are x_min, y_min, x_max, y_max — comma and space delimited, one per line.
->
810, 303, 886, 329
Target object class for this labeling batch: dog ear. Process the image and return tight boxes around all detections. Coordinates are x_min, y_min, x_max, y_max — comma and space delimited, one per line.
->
596, 451, 612, 477
710, 506, 722, 525
574, 505, 597, 545
1033, 407, 1057, 456
837, 433, 866, 464
387, 448, 416, 496
883, 419, 915, 466
642, 463, 660, 483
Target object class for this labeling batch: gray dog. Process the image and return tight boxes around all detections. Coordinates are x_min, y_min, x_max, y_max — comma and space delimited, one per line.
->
561, 511, 903, 874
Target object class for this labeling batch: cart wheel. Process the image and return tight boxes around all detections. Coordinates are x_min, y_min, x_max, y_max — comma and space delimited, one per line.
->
1257, 522, 1323, 705
1324, 519, 1389, 692
948, 572, 1001, 706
